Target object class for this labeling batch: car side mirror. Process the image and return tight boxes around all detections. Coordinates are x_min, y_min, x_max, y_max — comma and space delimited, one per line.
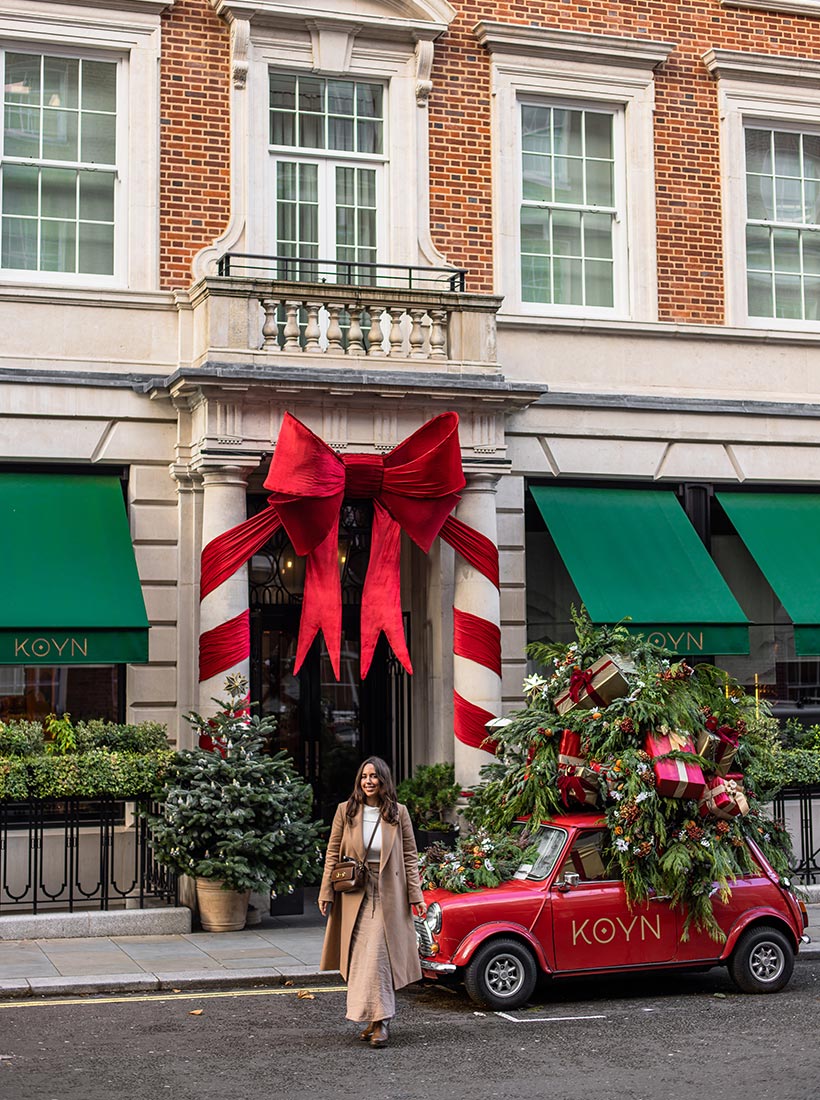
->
555, 871, 581, 892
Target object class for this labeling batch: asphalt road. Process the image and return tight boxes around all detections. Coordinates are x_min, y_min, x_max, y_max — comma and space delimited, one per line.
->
0, 963, 818, 1100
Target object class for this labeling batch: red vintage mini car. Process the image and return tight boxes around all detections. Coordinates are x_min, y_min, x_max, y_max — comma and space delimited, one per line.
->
415, 812, 810, 1010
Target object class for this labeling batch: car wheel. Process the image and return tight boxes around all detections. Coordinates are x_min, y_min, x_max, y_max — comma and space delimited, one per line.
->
728, 925, 794, 994
463, 938, 538, 1011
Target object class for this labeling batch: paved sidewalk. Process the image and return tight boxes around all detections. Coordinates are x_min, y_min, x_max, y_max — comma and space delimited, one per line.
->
0, 902, 816, 1000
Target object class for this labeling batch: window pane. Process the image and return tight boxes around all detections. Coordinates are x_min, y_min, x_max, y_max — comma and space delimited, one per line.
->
1, 216, 37, 269
42, 108, 78, 161
277, 162, 296, 202
277, 201, 296, 244
585, 259, 614, 307
43, 57, 79, 111
552, 209, 581, 257
356, 84, 382, 119
803, 230, 820, 274
774, 273, 802, 318
336, 166, 355, 207
775, 175, 804, 222
584, 212, 613, 259
271, 112, 295, 146
522, 153, 550, 201
584, 112, 612, 159
805, 135, 820, 180
747, 270, 773, 317
804, 180, 820, 225
298, 77, 323, 114
5, 54, 41, 103
299, 112, 322, 149
774, 131, 801, 178
586, 160, 613, 206
78, 221, 113, 275
745, 129, 772, 174
520, 207, 550, 254
521, 253, 550, 302
269, 73, 296, 111
41, 167, 76, 219
357, 209, 375, 249
5, 104, 39, 158
358, 170, 376, 208
522, 106, 550, 155
328, 81, 354, 117
804, 275, 820, 319
772, 228, 800, 273
328, 117, 354, 151
357, 120, 381, 154
299, 203, 317, 246
81, 61, 116, 113
79, 171, 114, 221
553, 256, 583, 304
746, 173, 773, 220
40, 218, 76, 271
336, 206, 354, 246
298, 164, 317, 203
553, 157, 583, 204
81, 112, 115, 164
2, 165, 38, 216
746, 224, 771, 270
553, 110, 583, 156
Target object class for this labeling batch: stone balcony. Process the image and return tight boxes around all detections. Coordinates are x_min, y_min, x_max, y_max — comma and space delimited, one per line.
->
176, 273, 504, 376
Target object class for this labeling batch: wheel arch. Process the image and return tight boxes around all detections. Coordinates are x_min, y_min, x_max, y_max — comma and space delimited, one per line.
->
722, 910, 800, 960
452, 922, 550, 973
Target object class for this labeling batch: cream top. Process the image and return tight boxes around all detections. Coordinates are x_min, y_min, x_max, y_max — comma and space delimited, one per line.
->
362, 804, 383, 861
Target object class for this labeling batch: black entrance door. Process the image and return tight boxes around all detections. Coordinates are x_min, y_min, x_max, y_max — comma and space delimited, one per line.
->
248, 500, 411, 823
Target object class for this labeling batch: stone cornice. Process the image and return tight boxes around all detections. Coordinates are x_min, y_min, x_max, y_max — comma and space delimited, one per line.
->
721, 0, 820, 17
210, 0, 451, 39
474, 21, 674, 71
21, 0, 174, 12
703, 46, 820, 85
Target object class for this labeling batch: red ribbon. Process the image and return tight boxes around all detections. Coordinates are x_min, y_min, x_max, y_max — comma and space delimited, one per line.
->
264, 412, 465, 678
558, 772, 589, 807
568, 668, 606, 707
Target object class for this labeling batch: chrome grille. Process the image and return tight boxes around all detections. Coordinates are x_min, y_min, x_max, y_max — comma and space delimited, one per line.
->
414, 916, 433, 957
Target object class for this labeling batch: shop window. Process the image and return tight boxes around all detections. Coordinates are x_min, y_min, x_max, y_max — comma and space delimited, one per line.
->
0, 665, 121, 724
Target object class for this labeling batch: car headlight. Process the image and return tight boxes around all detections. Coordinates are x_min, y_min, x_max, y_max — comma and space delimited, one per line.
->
425, 901, 442, 935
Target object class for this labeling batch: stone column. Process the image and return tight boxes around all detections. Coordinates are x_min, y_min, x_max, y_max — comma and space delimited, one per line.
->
198, 463, 254, 714
452, 470, 502, 789
170, 463, 203, 749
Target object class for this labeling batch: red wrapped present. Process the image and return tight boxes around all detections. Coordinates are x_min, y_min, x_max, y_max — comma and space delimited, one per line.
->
558, 766, 600, 808
555, 653, 634, 716
698, 774, 749, 819
697, 714, 741, 777
558, 729, 585, 770
646, 729, 706, 800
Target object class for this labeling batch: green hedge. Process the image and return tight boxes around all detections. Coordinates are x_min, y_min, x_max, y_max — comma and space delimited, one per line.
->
0, 749, 174, 801
0, 718, 169, 757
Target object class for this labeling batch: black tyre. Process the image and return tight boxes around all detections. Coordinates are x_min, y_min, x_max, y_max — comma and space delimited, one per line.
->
727, 925, 794, 994
463, 937, 538, 1010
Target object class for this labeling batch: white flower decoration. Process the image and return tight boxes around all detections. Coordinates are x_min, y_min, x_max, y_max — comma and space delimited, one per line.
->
615, 838, 629, 851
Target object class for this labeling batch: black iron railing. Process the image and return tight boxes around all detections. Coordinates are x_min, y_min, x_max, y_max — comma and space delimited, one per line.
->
772, 784, 820, 883
216, 252, 468, 292
0, 798, 177, 913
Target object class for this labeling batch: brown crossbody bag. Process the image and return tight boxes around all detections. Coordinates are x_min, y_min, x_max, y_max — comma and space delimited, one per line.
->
330, 816, 381, 893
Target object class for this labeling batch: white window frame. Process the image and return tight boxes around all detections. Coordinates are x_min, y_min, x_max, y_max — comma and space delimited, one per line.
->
267, 73, 388, 274
0, 1, 168, 291
706, 48, 820, 331
477, 22, 672, 322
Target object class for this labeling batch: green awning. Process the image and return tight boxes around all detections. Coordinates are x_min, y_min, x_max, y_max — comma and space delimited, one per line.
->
717, 492, 820, 656
530, 486, 750, 656
0, 474, 149, 664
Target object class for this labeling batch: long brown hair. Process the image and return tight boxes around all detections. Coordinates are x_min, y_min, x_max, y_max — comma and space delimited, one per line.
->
345, 756, 399, 825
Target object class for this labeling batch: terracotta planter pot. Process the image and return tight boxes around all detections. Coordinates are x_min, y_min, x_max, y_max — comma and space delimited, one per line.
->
195, 878, 251, 932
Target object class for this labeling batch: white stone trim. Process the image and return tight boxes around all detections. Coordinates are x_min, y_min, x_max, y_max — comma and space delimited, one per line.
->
706, 50, 820, 331
210, 0, 453, 39
721, 0, 820, 16
479, 22, 672, 323
0, 1, 164, 291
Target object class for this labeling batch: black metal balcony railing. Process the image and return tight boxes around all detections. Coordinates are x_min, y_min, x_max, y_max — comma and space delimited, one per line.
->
0, 798, 177, 913
216, 252, 468, 293
772, 784, 820, 883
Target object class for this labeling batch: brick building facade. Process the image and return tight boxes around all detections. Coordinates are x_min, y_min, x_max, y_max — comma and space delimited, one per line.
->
4, 0, 820, 823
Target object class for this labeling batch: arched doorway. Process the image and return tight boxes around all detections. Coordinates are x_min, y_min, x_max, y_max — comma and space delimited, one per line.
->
248, 499, 411, 823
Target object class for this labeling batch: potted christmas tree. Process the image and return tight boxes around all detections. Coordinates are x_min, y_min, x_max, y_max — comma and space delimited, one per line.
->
145, 674, 323, 931
397, 762, 461, 849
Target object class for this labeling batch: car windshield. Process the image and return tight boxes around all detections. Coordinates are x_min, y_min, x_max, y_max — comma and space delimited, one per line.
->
513, 824, 567, 881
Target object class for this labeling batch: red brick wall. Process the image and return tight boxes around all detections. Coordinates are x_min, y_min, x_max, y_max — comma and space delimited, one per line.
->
159, 2, 820, 321
428, 1, 820, 322
159, 0, 231, 290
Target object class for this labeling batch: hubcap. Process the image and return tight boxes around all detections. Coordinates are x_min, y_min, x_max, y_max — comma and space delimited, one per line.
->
749, 941, 785, 983
485, 954, 524, 998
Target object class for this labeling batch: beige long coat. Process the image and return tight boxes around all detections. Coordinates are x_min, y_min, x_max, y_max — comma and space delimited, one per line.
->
319, 801, 424, 989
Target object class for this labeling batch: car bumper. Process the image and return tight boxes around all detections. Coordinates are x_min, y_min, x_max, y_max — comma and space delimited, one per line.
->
421, 959, 457, 974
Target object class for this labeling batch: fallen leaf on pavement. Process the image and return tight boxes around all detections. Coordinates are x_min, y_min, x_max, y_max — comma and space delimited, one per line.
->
188, 1009, 204, 1016
296, 990, 315, 1000
283, 980, 294, 987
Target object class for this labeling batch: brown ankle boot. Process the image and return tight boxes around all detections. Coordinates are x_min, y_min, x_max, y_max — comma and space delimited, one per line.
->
370, 1020, 389, 1048
358, 1022, 376, 1042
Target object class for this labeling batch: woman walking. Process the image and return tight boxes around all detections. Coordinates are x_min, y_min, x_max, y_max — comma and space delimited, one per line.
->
319, 756, 427, 1048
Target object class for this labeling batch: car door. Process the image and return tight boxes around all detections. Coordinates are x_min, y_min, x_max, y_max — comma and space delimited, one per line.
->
546, 829, 680, 972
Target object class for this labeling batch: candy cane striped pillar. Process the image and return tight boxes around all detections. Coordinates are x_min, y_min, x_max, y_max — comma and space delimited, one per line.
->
453, 471, 502, 789
198, 465, 253, 713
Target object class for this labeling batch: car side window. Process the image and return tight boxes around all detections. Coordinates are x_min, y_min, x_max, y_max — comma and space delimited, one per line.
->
559, 830, 621, 882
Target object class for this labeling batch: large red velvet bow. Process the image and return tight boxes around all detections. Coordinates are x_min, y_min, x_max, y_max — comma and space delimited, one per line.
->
264, 411, 465, 678
568, 668, 605, 707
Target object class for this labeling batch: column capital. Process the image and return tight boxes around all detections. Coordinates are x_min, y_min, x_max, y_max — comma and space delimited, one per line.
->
461, 468, 503, 494
194, 458, 260, 488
